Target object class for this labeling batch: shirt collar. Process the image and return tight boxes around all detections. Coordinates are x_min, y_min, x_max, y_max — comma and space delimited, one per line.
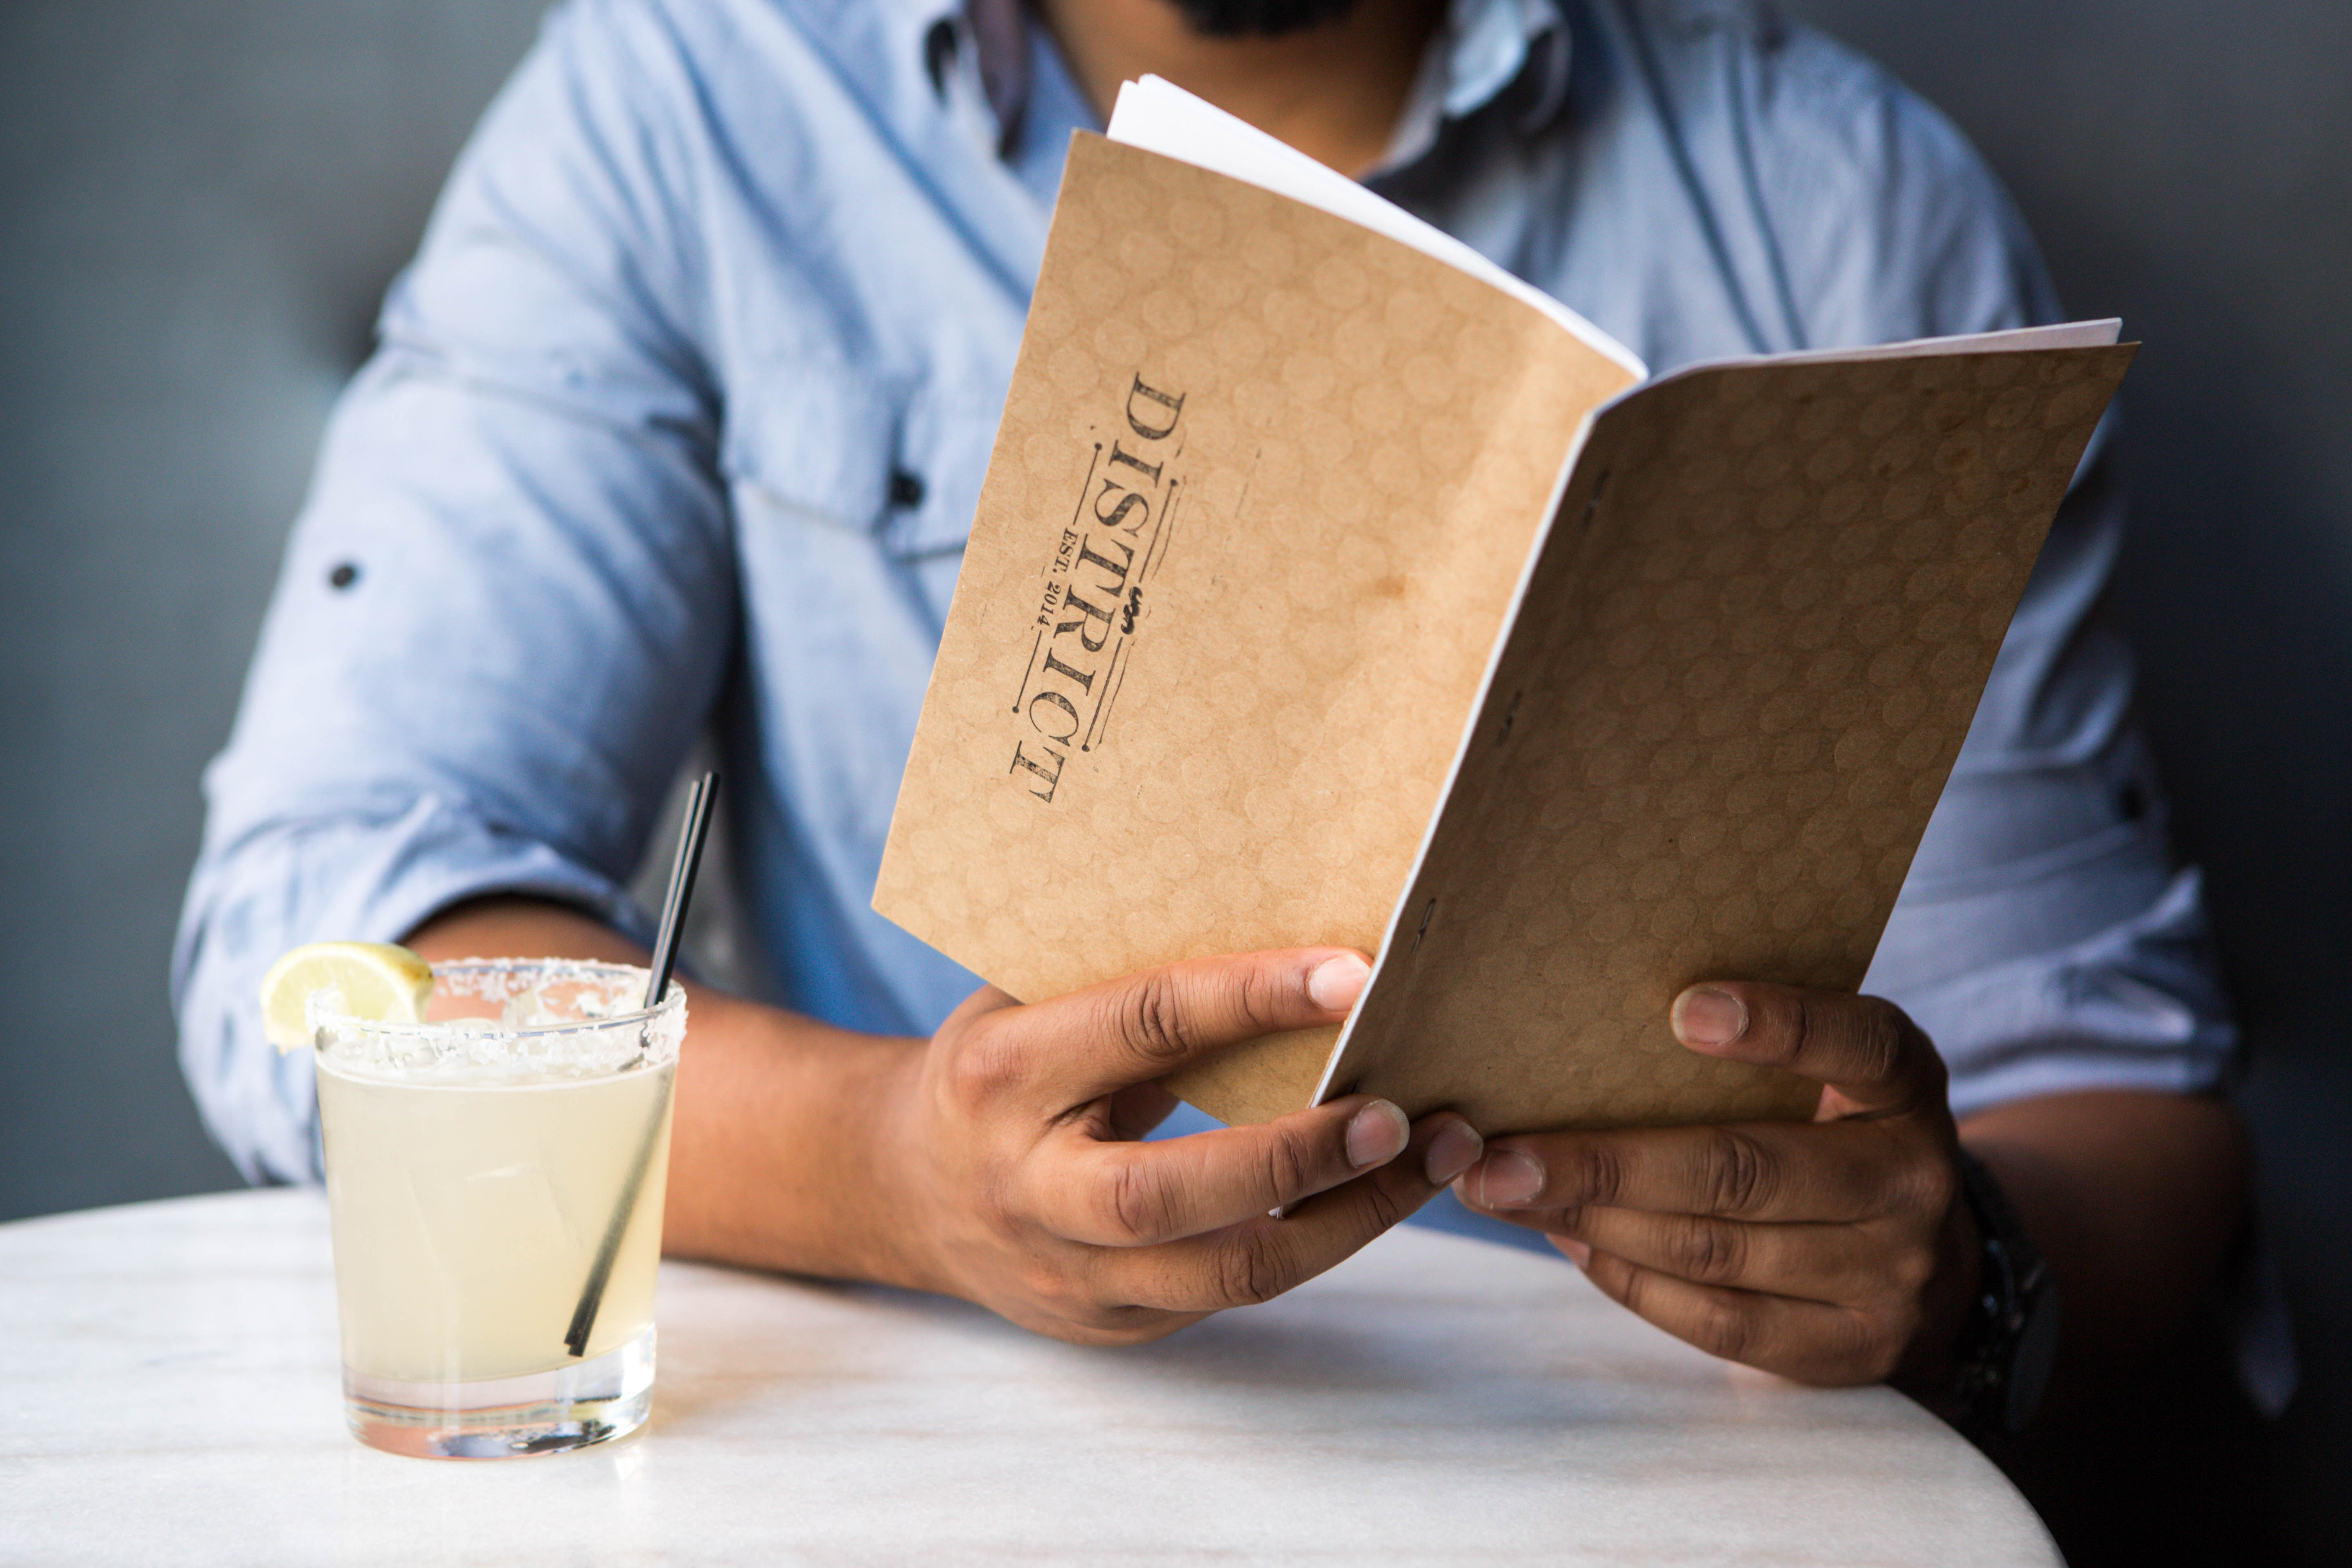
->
916, 0, 1031, 155
930, 0, 1572, 165
1380, 0, 1571, 172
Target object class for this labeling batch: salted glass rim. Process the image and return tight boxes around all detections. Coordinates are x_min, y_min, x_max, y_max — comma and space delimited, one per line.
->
307, 956, 683, 1041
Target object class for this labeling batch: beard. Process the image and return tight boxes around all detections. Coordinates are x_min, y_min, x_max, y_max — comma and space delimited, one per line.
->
1165, 0, 1364, 39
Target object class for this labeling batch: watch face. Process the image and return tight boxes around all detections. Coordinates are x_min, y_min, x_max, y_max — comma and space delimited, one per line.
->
2005, 1282, 2063, 1433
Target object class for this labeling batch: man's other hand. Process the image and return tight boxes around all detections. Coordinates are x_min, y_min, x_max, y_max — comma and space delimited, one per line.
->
889, 949, 1486, 1345
1453, 982, 1978, 1390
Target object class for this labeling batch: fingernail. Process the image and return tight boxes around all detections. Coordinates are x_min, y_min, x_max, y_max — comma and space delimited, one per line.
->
1474, 1148, 1545, 1206
1674, 986, 1748, 1048
1345, 1100, 1410, 1168
1307, 953, 1372, 1012
1423, 1119, 1484, 1185
1556, 1237, 1592, 1268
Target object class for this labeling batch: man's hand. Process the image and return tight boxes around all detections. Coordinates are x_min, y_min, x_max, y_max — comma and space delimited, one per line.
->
1454, 982, 1978, 1390
886, 948, 1487, 1345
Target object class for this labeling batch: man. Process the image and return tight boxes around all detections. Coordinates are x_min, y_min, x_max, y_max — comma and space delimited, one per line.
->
176, 0, 2245, 1427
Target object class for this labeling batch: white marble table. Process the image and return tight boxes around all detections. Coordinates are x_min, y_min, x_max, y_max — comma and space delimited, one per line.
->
0, 1190, 2058, 1566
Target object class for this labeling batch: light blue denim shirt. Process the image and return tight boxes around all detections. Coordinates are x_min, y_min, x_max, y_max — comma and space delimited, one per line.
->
176, 0, 2234, 1187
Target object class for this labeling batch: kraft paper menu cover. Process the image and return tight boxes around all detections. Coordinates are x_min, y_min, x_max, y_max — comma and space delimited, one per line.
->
875, 78, 2134, 1136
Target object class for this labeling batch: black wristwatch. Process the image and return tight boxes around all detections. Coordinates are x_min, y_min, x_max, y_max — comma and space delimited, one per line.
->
1946, 1147, 2062, 1435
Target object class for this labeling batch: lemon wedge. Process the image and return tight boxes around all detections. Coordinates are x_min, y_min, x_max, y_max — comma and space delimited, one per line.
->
258, 942, 435, 1052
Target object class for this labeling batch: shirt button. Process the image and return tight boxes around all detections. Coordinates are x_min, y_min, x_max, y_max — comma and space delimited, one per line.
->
889, 469, 926, 509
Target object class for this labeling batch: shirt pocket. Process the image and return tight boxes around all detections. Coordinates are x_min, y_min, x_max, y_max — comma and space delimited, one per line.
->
885, 385, 1003, 560
722, 368, 1001, 561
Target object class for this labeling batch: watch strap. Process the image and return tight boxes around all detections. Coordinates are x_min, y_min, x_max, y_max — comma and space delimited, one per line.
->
1948, 1147, 2061, 1434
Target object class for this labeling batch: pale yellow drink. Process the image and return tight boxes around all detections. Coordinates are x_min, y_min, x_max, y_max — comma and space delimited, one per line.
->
317, 1055, 675, 1380
311, 959, 683, 1459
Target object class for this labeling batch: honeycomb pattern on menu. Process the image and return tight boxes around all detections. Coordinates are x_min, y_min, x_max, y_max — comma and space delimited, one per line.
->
1333, 343, 2131, 1133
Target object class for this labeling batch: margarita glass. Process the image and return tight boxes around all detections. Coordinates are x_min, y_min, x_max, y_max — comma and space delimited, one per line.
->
311, 958, 684, 1459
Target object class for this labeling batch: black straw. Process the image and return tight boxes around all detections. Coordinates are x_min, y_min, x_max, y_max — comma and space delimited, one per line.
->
641, 771, 718, 1010
565, 771, 718, 1359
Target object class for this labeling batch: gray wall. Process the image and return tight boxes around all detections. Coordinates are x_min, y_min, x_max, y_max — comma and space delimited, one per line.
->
0, 0, 553, 1212
3, 0, 2344, 1556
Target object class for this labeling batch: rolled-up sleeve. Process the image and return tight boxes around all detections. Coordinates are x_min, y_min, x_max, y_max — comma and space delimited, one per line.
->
172, 0, 733, 1182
